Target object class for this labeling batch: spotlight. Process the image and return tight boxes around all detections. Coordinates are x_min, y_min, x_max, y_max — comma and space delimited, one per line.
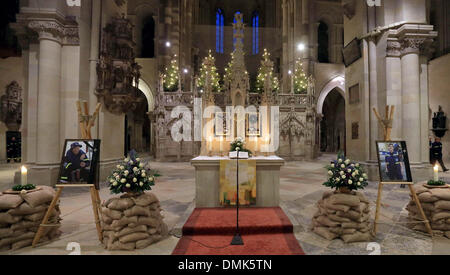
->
297, 43, 305, 51
183, 68, 189, 74
165, 41, 171, 47
288, 70, 292, 75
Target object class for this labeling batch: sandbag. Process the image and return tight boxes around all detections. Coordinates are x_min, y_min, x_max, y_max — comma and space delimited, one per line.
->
8, 203, 47, 216
313, 227, 337, 241
11, 239, 33, 251
136, 238, 155, 249
418, 192, 439, 203
329, 193, 360, 207
413, 186, 430, 195
109, 241, 136, 251
322, 191, 334, 200
341, 232, 372, 243
445, 231, 450, 239
132, 193, 158, 207
325, 201, 350, 212
0, 228, 13, 238
355, 192, 370, 204
111, 216, 138, 229
11, 220, 40, 231
0, 194, 24, 210
328, 214, 352, 223
137, 217, 160, 228
116, 225, 147, 238
107, 198, 135, 211
0, 213, 22, 224
124, 205, 151, 217
432, 211, 450, 222
430, 189, 450, 201
102, 208, 123, 220
316, 215, 340, 227
21, 186, 55, 208
435, 201, 450, 211
119, 232, 150, 243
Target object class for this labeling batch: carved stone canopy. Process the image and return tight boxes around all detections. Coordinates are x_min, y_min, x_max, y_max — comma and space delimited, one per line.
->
0, 81, 22, 131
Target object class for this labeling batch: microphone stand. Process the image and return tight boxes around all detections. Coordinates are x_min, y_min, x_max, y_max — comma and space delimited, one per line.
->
231, 150, 244, 245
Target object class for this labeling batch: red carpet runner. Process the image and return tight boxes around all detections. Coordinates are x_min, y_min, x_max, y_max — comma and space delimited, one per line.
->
172, 207, 305, 255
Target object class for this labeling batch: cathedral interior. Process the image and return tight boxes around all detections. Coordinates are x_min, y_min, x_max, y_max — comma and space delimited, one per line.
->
0, 0, 449, 256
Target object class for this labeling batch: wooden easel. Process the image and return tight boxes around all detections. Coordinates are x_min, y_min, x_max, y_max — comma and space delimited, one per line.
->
32, 101, 103, 247
372, 106, 433, 236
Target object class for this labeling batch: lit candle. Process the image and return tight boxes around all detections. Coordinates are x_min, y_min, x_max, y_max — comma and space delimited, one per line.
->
434, 165, 439, 182
21, 166, 28, 186
254, 137, 258, 155
219, 136, 224, 154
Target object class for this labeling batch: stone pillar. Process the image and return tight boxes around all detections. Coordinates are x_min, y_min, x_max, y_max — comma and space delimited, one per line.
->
282, 0, 289, 93
368, 37, 379, 161
29, 21, 63, 165
400, 38, 423, 163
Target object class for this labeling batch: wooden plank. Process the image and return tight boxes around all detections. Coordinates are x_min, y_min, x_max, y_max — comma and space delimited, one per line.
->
373, 182, 384, 235
32, 187, 63, 247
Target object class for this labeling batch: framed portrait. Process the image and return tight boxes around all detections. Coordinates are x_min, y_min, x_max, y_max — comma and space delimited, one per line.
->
214, 112, 230, 137
376, 141, 412, 182
246, 112, 261, 137
58, 139, 101, 187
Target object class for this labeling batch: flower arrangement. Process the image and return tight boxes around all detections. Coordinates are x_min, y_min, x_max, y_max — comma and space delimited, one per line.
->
230, 137, 252, 157
107, 155, 161, 195
12, 184, 36, 192
323, 153, 368, 191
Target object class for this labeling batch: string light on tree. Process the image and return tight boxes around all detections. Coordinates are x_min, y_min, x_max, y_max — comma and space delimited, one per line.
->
255, 49, 279, 94
163, 55, 180, 92
293, 58, 308, 94
197, 50, 221, 93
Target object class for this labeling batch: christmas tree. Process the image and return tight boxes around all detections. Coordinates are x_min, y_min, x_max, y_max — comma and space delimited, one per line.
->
163, 55, 180, 92
197, 50, 221, 93
294, 59, 308, 94
255, 49, 279, 94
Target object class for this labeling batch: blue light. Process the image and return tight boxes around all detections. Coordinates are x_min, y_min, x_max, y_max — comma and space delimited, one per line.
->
216, 9, 224, 53
252, 11, 259, 55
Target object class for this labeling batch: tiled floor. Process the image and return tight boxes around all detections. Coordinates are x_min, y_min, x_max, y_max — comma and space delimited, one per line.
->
1, 155, 449, 255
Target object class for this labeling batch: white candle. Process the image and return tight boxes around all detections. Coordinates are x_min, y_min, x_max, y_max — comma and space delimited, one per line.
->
434, 165, 439, 182
254, 137, 258, 155
21, 166, 28, 186
219, 136, 224, 153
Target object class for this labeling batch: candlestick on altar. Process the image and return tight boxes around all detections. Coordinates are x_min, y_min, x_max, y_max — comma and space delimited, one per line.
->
264, 136, 270, 157
253, 136, 258, 156
21, 166, 28, 186
219, 136, 224, 156
208, 136, 213, 156
434, 165, 439, 182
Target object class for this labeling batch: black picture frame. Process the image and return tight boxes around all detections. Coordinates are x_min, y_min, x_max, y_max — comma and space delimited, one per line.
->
342, 38, 362, 67
58, 139, 101, 188
376, 141, 413, 183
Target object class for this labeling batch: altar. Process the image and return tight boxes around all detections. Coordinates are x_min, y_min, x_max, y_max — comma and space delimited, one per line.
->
191, 156, 284, 208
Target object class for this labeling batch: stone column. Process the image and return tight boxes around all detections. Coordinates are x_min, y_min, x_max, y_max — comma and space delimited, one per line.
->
29, 21, 63, 165
400, 38, 424, 163
368, 37, 379, 161
282, 0, 289, 93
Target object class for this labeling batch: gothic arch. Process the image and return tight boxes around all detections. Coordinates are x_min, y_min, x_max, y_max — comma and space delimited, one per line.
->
133, 78, 155, 112
317, 76, 345, 115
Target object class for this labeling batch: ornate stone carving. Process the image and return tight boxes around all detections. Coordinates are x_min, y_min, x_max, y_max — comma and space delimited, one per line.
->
400, 38, 427, 55
96, 15, 142, 114
387, 40, 402, 57
27, 20, 79, 45
0, 81, 22, 131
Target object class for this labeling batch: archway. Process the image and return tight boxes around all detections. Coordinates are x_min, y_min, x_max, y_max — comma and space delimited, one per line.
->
320, 89, 346, 154
317, 76, 345, 116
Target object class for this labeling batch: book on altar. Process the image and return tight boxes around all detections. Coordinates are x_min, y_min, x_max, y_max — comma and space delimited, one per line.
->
229, 151, 249, 159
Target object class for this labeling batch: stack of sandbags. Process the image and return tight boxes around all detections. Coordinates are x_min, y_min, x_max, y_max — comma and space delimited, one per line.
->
0, 186, 62, 251
101, 192, 168, 250
311, 190, 373, 243
406, 185, 450, 238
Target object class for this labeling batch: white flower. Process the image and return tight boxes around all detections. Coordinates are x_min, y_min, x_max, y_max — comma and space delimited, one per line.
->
148, 177, 154, 182
139, 182, 144, 187
115, 176, 120, 180
133, 178, 137, 183
236, 147, 241, 151
340, 171, 345, 175
331, 164, 335, 168
113, 182, 118, 187
133, 167, 139, 172
124, 170, 129, 176
116, 165, 121, 169
129, 161, 134, 165
335, 178, 341, 182
357, 183, 361, 186
359, 178, 364, 182
328, 171, 333, 176
356, 163, 360, 168
121, 178, 127, 183
342, 175, 346, 179
125, 184, 131, 188
363, 173, 368, 179
110, 179, 115, 183
345, 159, 350, 165
355, 170, 359, 175
141, 173, 147, 177
341, 164, 345, 168
338, 159, 343, 163
348, 180, 353, 185
352, 172, 356, 177
139, 163, 145, 168
351, 164, 355, 167
136, 158, 141, 162
124, 158, 130, 162
113, 173, 118, 177
347, 169, 352, 173
120, 166, 125, 170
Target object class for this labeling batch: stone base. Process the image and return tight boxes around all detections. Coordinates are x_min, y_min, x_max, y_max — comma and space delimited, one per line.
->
191, 156, 285, 208
101, 192, 168, 251
0, 186, 62, 251
311, 190, 373, 243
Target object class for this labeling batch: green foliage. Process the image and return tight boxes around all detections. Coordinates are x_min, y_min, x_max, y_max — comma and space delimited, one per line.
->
254, 49, 279, 94
323, 154, 369, 191
230, 137, 253, 157
197, 50, 221, 93
163, 56, 179, 92
107, 156, 161, 195
293, 59, 308, 94
12, 184, 36, 191
427, 180, 446, 186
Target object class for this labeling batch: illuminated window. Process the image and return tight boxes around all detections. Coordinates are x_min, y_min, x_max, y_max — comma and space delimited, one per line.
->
216, 9, 224, 53
252, 11, 259, 54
